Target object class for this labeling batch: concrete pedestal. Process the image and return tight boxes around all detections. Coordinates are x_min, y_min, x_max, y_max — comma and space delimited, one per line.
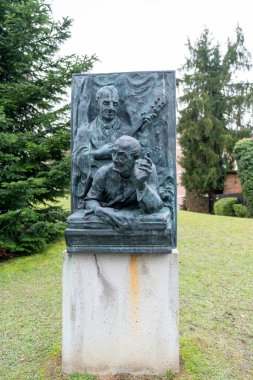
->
62, 250, 179, 375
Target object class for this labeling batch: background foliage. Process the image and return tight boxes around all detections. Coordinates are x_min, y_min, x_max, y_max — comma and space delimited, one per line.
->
233, 138, 253, 216
177, 27, 253, 197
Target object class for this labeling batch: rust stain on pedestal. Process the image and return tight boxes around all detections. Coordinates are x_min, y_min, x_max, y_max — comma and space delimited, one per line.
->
129, 255, 139, 322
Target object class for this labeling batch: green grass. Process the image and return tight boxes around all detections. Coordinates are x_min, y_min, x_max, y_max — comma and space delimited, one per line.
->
178, 211, 253, 380
0, 210, 253, 380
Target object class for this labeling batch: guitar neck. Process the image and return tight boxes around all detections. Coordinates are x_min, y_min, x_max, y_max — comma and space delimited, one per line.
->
126, 95, 166, 137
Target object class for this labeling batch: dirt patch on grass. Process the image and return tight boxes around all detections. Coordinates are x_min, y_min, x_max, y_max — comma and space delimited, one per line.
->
92, 371, 190, 380
43, 353, 65, 380
43, 358, 189, 380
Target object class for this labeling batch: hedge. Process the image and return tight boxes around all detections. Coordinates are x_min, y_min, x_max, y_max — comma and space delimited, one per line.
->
214, 197, 238, 216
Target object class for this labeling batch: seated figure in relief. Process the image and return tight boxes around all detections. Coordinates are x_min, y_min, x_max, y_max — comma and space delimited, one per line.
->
84, 135, 163, 231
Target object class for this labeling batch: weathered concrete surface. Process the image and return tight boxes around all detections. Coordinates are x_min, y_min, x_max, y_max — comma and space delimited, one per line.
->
62, 250, 179, 375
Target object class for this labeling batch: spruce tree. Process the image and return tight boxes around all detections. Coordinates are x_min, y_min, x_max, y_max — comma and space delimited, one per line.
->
0, 0, 97, 257
178, 27, 253, 199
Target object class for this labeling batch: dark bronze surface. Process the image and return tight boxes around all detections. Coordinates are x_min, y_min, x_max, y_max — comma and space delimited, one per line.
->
65, 71, 176, 253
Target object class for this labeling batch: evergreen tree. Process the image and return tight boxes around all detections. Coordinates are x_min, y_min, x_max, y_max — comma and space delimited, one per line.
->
178, 27, 253, 197
0, 0, 97, 257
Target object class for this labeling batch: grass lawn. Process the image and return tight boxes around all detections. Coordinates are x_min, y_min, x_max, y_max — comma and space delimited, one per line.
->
0, 207, 253, 380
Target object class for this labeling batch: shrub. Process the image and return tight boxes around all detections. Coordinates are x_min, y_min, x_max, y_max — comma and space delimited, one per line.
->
214, 197, 238, 216
0, 206, 68, 258
233, 204, 249, 218
233, 138, 253, 216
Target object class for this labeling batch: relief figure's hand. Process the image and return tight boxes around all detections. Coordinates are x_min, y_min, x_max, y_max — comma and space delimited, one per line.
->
141, 112, 157, 125
94, 206, 126, 229
134, 155, 152, 190
93, 143, 114, 159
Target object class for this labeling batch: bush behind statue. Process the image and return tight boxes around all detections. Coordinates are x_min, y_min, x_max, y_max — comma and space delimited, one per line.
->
233, 138, 253, 217
214, 197, 238, 216
233, 204, 250, 218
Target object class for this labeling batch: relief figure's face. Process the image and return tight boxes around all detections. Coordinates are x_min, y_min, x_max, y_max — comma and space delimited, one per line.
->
112, 142, 136, 178
97, 91, 119, 122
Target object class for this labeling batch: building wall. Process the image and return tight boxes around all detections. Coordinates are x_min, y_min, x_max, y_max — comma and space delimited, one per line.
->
223, 173, 242, 194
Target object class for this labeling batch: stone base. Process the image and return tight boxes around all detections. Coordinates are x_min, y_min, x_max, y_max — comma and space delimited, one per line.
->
62, 250, 179, 375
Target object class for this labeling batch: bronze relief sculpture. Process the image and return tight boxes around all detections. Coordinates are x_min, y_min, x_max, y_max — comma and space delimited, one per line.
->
65, 71, 176, 253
